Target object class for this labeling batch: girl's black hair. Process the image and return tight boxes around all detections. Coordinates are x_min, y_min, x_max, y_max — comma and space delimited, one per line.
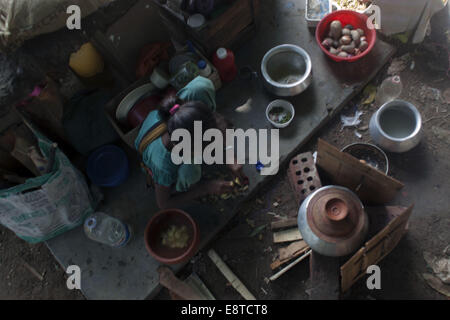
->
159, 95, 217, 135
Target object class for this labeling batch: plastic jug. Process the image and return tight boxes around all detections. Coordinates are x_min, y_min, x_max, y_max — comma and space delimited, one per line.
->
212, 48, 237, 83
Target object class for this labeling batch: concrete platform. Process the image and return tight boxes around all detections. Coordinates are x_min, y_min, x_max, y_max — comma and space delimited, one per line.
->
46, 0, 395, 300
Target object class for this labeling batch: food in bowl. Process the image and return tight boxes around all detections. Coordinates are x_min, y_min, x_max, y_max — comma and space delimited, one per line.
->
334, 0, 371, 11
321, 20, 368, 58
161, 225, 190, 249
269, 106, 293, 124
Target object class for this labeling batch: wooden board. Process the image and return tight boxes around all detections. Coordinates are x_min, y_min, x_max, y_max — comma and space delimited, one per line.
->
271, 241, 310, 270
340, 205, 413, 293
270, 218, 298, 231
273, 228, 302, 243
279, 240, 309, 261
316, 139, 404, 204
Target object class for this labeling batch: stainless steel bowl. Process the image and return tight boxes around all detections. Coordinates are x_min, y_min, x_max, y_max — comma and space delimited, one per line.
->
369, 100, 422, 153
261, 44, 312, 97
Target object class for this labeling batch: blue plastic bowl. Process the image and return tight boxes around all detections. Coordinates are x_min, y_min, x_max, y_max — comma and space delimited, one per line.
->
87, 145, 129, 187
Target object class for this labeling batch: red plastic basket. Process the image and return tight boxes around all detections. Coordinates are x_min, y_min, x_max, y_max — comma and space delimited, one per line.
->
316, 10, 376, 62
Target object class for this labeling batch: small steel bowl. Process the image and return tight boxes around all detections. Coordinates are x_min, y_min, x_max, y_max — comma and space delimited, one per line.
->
261, 44, 312, 97
342, 143, 389, 175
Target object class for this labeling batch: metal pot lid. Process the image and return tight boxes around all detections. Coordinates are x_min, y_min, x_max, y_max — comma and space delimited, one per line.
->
306, 186, 365, 244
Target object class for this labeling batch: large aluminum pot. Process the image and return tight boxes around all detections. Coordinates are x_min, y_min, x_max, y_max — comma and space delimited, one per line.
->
298, 185, 369, 257
369, 100, 422, 153
261, 44, 312, 97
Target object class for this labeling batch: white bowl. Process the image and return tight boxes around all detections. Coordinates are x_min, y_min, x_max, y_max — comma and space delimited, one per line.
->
116, 83, 155, 123
266, 100, 295, 128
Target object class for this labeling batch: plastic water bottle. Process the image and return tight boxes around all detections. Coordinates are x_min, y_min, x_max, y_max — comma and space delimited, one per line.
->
376, 75, 403, 106
197, 60, 212, 77
84, 212, 131, 247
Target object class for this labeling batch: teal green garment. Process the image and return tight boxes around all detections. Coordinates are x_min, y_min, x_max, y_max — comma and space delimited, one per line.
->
177, 76, 216, 111
135, 76, 215, 192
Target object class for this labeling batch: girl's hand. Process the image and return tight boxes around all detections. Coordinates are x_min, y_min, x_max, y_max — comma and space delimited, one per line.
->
205, 180, 234, 195
227, 163, 248, 184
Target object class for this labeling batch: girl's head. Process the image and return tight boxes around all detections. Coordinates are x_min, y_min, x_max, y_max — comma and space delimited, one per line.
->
159, 95, 217, 135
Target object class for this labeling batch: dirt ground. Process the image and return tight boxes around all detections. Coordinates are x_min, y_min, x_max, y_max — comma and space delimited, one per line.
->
1, 5, 449, 300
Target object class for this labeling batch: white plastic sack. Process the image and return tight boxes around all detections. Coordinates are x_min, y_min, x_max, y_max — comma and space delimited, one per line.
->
0, 0, 115, 51
0, 121, 95, 243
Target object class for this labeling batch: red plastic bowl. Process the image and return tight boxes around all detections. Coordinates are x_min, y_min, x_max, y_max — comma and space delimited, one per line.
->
144, 209, 200, 265
127, 94, 161, 128
316, 10, 376, 62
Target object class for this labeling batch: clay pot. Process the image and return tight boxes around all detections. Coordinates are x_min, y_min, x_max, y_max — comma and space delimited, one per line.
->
144, 209, 200, 265
297, 185, 368, 257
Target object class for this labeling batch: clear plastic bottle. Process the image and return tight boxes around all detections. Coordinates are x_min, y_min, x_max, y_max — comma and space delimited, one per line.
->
376, 75, 403, 106
197, 60, 212, 77
84, 212, 131, 247
169, 61, 200, 90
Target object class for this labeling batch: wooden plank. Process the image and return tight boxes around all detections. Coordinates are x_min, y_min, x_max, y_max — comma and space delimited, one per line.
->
279, 240, 309, 261
340, 205, 413, 292
273, 228, 302, 243
158, 267, 204, 300
270, 243, 310, 270
208, 249, 256, 300
317, 139, 404, 204
270, 218, 298, 231
270, 250, 312, 281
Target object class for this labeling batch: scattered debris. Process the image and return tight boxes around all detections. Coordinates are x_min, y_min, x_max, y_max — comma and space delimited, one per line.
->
263, 246, 272, 253
359, 125, 369, 131
431, 126, 450, 144
387, 53, 410, 75
278, 240, 309, 261
341, 110, 363, 130
21, 259, 44, 281
362, 84, 377, 105
271, 241, 310, 270
249, 224, 267, 238
270, 217, 297, 231
422, 273, 450, 297
354, 131, 362, 139
261, 287, 268, 295
273, 202, 280, 208
424, 251, 450, 284
443, 88, 450, 104
418, 85, 442, 102
246, 218, 255, 228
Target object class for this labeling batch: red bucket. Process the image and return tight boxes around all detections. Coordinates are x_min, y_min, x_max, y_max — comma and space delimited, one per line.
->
316, 10, 376, 62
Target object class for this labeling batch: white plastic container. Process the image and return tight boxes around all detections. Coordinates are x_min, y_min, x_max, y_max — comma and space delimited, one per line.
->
306, 0, 332, 27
